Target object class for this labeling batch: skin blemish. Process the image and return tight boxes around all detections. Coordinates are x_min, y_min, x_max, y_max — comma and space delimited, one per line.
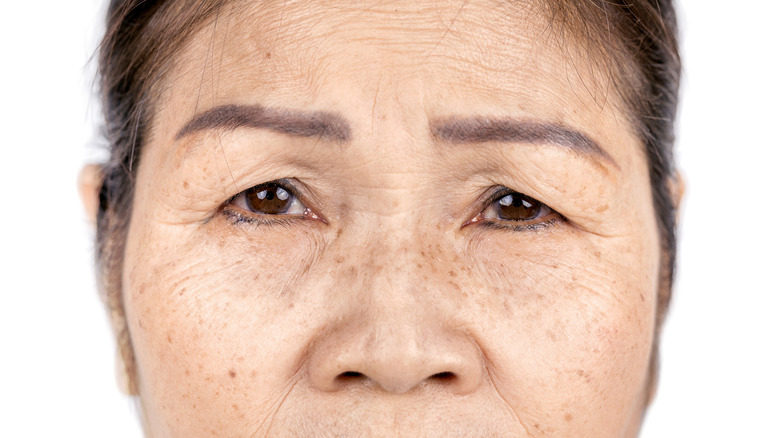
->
576, 369, 593, 384
229, 370, 237, 378
138, 282, 147, 295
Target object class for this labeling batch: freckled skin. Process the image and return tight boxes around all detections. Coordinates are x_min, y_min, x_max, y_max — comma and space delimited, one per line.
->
118, 0, 660, 436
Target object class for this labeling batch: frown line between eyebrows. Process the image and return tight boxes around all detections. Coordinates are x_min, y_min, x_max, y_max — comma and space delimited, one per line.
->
175, 104, 353, 143
431, 116, 618, 168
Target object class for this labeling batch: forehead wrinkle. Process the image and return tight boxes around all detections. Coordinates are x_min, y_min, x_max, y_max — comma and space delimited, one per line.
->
159, 0, 633, 171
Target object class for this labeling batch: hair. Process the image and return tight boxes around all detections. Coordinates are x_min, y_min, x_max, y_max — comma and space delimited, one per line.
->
95, 0, 680, 397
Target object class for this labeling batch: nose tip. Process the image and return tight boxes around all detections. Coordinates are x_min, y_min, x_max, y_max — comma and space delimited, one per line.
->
307, 322, 484, 396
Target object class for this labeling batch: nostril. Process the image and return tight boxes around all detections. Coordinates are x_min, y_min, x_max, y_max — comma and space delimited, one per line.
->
337, 371, 367, 382
430, 371, 456, 381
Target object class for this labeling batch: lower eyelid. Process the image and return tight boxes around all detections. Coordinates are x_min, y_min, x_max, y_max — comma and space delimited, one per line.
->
223, 208, 305, 228
479, 217, 561, 232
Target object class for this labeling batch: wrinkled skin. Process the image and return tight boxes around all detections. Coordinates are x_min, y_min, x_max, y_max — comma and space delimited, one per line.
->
103, 0, 662, 436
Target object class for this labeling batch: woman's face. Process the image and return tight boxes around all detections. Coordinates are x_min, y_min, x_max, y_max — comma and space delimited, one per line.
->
121, 0, 660, 436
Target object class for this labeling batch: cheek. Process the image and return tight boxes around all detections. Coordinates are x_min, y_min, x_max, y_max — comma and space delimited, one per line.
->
122, 216, 326, 435
467, 228, 658, 435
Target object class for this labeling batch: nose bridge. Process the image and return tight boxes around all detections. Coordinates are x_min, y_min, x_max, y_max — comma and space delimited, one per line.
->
362, 221, 452, 310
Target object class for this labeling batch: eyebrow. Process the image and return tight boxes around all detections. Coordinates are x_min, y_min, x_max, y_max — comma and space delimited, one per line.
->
431, 116, 616, 167
175, 104, 352, 143
175, 105, 615, 168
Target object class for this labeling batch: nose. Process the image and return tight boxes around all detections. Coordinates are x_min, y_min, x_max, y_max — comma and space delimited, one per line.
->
307, 287, 484, 395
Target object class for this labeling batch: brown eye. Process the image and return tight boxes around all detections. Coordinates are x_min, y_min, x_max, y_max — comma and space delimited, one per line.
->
496, 193, 541, 221
224, 180, 322, 226
473, 189, 558, 228
244, 183, 296, 214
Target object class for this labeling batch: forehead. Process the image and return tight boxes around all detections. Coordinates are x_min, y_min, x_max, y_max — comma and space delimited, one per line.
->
155, 0, 637, 163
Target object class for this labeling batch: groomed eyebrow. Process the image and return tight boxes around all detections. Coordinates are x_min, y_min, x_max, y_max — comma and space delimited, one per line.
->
175, 104, 352, 143
431, 116, 616, 167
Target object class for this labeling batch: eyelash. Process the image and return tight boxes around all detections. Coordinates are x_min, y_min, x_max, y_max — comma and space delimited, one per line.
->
220, 182, 561, 232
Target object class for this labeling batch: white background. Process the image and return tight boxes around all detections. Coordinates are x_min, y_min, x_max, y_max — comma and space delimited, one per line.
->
1, 1, 778, 436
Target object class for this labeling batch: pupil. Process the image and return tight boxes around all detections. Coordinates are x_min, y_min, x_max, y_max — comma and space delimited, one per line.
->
497, 193, 540, 221
246, 184, 292, 214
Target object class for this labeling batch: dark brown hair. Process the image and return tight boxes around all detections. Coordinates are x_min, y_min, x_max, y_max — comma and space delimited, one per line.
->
95, 0, 680, 396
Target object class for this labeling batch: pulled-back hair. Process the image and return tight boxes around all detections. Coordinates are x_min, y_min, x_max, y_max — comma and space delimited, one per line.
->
95, 0, 680, 396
